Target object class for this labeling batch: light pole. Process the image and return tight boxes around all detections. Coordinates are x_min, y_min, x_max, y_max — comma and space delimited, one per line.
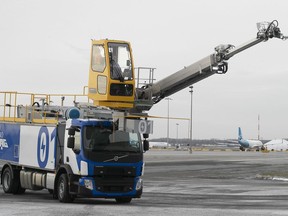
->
189, 86, 193, 145
176, 123, 179, 147
258, 114, 260, 140
165, 97, 172, 146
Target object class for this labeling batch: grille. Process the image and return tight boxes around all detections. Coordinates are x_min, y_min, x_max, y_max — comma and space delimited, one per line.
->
94, 166, 136, 193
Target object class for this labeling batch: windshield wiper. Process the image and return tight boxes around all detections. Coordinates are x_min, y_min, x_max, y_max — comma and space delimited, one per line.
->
114, 149, 140, 153
90, 147, 140, 153
91, 149, 113, 152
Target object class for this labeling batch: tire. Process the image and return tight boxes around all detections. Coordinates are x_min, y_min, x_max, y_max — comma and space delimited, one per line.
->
2, 167, 17, 193
115, 197, 132, 203
57, 173, 74, 203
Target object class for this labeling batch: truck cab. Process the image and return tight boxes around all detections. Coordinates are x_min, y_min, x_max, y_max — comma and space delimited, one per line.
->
62, 118, 147, 202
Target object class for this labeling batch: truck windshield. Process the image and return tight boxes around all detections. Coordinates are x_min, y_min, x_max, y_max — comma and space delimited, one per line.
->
83, 126, 141, 152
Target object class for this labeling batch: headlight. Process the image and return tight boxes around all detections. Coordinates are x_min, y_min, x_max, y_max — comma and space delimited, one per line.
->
84, 179, 93, 190
136, 178, 143, 191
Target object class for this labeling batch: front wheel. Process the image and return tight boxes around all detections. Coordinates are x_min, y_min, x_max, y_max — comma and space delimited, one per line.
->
115, 197, 132, 203
57, 173, 74, 203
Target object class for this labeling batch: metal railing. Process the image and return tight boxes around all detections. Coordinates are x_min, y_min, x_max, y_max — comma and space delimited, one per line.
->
135, 67, 156, 88
0, 91, 89, 124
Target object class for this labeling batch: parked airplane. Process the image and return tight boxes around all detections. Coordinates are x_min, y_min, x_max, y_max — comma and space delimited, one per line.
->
149, 142, 170, 148
238, 127, 264, 151
263, 139, 288, 151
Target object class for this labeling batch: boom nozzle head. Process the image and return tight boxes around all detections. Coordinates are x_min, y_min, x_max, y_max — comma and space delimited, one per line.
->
257, 20, 287, 41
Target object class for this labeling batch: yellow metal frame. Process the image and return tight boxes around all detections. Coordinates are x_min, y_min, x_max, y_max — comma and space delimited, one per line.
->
0, 91, 89, 125
93, 100, 134, 109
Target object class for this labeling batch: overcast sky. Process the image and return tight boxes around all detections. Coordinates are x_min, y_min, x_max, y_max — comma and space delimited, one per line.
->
1, 0, 288, 140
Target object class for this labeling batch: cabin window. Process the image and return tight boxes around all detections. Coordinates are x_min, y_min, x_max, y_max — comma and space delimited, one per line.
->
110, 84, 133, 96
108, 43, 133, 81
91, 45, 106, 72
97, 75, 107, 94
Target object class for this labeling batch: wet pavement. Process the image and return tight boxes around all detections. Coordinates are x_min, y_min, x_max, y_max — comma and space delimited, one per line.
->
1, 150, 288, 215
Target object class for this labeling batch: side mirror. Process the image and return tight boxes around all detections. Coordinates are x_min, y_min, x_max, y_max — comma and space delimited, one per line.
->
143, 140, 149, 151
67, 137, 75, 149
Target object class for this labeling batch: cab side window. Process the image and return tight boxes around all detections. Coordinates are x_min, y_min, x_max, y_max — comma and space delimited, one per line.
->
91, 45, 106, 72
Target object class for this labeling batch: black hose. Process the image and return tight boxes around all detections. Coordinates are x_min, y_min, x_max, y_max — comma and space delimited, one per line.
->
32, 102, 40, 107
265, 20, 278, 34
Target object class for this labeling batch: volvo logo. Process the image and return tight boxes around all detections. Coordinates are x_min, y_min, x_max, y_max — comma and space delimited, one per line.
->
103, 155, 128, 162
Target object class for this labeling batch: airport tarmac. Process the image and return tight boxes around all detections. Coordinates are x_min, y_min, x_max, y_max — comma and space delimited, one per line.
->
1, 150, 288, 216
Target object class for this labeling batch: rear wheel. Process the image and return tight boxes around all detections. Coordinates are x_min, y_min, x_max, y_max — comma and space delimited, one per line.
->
57, 173, 74, 203
115, 197, 132, 203
2, 167, 16, 193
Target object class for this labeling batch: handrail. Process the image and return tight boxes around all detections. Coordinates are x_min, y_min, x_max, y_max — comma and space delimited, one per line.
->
0, 91, 90, 124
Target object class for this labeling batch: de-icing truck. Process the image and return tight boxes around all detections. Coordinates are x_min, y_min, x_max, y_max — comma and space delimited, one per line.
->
0, 21, 286, 203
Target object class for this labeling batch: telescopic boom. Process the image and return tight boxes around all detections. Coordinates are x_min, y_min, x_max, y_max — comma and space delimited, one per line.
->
136, 20, 287, 110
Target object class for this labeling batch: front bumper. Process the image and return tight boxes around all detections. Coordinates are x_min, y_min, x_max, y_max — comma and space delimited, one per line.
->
78, 176, 143, 198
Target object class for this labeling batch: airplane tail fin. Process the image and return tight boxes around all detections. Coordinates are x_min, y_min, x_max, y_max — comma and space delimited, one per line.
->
238, 127, 243, 140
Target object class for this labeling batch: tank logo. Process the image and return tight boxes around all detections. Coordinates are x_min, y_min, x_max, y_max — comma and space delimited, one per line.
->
37, 126, 50, 168
0, 139, 8, 150
0, 131, 8, 150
